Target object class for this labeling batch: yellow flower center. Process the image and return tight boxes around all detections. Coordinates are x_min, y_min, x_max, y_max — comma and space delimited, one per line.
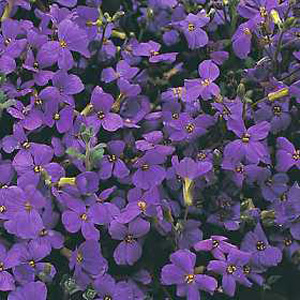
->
185, 123, 195, 133
292, 150, 300, 161
188, 23, 196, 31
243, 28, 251, 35
108, 154, 117, 163
242, 133, 250, 143
60, 39, 67, 48
137, 201, 147, 212
201, 79, 211, 87
226, 264, 237, 274
256, 241, 266, 251
185, 274, 195, 284
141, 164, 150, 171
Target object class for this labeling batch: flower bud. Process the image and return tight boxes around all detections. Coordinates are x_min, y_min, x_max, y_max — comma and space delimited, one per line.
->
58, 177, 76, 187
270, 9, 282, 26
267, 88, 289, 102
183, 178, 194, 207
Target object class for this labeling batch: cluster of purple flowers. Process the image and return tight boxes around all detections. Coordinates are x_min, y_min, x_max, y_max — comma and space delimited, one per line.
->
0, 0, 299, 299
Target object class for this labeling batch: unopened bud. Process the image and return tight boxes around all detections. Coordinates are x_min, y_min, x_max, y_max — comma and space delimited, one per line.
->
270, 9, 282, 26
183, 178, 194, 207
58, 177, 76, 187
267, 88, 289, 102
237, 83, 246, 99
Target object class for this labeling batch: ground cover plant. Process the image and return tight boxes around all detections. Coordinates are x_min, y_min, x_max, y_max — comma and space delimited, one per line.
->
0, 0, 300, 299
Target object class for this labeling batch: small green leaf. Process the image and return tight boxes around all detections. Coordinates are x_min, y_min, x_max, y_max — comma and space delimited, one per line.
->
66, 147, 85, 160
90, 143, 106, 167
83, 288, 97, 300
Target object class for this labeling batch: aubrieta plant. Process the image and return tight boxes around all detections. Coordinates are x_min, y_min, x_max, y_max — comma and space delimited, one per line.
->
0, 0, 299, 299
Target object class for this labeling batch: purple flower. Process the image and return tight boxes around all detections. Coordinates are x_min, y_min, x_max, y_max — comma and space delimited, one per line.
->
178, 220, 203, 250
4, 186, 45, 239
23, 48, 54, 86
194, 236, 237, 260
207, 249, 252, 297
132, 150, 166, 190
185, 60, 220, 101
98, 140, 129, 180
43, 99, 74, 133
70, 240, 108, 288
12, 144, 64, 188
101, 60, 139, 83
7, 101, 43, 131
178, 12, 209, 49
87, 86, 123, 132
12, 241, 52, 284
133, 40, 177, 63
241, 223, 282, 267
276, 137, 300, 172
117, 187, 160, 224
75, 171, 99, 195
207, 194, 240, 231
0, 244, 19, 291
168, 113, 215, 142
93, 274, 134, 299
161, 249, 217, 300
39, 70, 84, 106
232, 20, 256, 59
109, 218, 150, 266
8, 281, 47, 300
223, 121, 271, 164
62, 194, 102, 240
37, 19, 90, 70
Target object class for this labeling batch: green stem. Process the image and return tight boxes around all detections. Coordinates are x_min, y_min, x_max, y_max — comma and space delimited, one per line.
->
85, 140, 92, 171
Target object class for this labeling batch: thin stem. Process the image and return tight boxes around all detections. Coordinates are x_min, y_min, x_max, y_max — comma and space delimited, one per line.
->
85, 140, 92, 171
183, 206, 189, 223
280, 67, 300, 81
162, 286, 174, 300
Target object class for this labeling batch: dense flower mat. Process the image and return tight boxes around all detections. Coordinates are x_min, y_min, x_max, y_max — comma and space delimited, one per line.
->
0, 0, 299, 299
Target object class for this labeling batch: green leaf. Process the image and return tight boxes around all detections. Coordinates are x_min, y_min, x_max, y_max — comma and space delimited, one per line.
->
0, 90, 7, 104
83, 288, 97, 300
66, 147, 85, 160
80, 124, 94, 143
60, 275, 81, 296
90, 143, 106, 167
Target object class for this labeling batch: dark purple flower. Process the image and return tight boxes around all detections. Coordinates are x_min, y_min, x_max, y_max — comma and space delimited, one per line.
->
133, 40, 177, 63
12, 241, 52, 284
39, 70, 84, 106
